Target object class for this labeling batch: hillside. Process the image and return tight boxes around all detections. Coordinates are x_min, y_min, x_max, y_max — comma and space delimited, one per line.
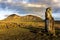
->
4, 14, 43, 22
0, 14, 44, 29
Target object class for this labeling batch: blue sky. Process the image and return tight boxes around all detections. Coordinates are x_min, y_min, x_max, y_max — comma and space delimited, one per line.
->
0, 0, 60, 20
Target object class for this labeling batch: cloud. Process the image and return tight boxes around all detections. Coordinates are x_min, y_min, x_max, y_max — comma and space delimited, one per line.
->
0, 0, 60, 20
7, 0, 12, 3
53, 0, 60, 3
0, 0, 1, 2
0, 9, 14, 20
52, 13, 60, 20
24, 3, 46, 8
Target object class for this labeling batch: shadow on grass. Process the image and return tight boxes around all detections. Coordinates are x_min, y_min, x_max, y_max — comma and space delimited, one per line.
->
23, 25, 60, 40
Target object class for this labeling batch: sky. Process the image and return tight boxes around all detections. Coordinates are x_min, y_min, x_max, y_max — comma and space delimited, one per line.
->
0, 0, 60, 20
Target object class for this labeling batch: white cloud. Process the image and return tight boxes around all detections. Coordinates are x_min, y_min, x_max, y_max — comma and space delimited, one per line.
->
7, 0, 12, 3
52, 13, 60, 20
53, 0, 60, 3
0, 9, 18, 20
0, 0, 2, 2
25, 3, 46, 8
22, 0, 29, 4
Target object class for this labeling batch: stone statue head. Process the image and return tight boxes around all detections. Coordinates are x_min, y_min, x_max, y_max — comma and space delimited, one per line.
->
46, 7, 52, 12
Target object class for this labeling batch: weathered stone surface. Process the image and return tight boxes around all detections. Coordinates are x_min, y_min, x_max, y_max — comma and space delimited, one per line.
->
45, 7, 55, 36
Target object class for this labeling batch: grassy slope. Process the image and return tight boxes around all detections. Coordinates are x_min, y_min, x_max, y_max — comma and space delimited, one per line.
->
0, 21, 60, 40
0, 27, 34, 40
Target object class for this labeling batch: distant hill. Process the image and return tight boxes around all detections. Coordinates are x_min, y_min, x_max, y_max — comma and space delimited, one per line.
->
4, 14, 43, 22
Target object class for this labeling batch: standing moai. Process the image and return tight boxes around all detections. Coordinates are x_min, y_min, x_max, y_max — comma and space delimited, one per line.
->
45, 7, 55, 36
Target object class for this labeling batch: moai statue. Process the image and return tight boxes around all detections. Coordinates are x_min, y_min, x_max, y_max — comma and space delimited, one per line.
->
45, 7, 55, 36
